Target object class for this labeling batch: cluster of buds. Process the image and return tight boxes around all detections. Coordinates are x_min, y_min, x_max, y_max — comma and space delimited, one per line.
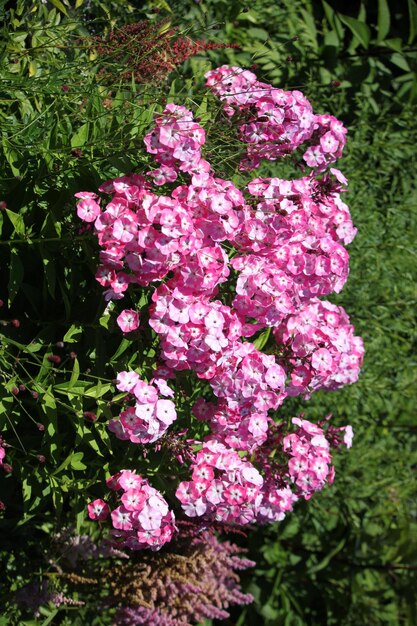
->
92, 19, 239, 85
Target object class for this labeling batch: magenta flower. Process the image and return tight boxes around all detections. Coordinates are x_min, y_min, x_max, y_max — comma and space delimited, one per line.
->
111, 506, 134, 531
87, 498, 110, 521
76, 198, 101, 222
116, 309, 140, 333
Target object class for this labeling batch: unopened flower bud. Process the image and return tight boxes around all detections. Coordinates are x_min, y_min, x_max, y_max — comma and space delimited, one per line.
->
83, 411, 97, 422
36, 455, 46, 463
2, 463, 12, 473
11, 319, 20, 328
47, 354, 61, 364
36, 422, 44, 431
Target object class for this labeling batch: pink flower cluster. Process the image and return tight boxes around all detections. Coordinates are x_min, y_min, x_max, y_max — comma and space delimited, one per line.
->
283, 417, 335, 499
108, 371, 176, 444
149, 286, 242, 375
230, 171, 355, 327
205, 65, 347, 172
144, 103, 210, 185
88, 469, 176, 551
175, 415, 349, 525
274, 298, 364, 397
78, 66, 363, 545
175, 440, 264, 524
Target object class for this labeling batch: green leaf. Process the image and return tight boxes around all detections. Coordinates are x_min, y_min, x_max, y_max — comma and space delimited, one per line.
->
49, 0, 68, 16
99, 301, 115, 330
53, 381, 89, 394
63, 324, 82, 343
8, 248, 24, 305
74, 420, 106, 456
377, 0, 391, 43
69, 357, 80, 389
22, 478, 32, 505
247, 27, 269, 41
322, 0, 344, 40
109, 338, 131, 364
408, 0, 417, 43
49, 476, 63, 513
322, 0, 336, 27
5, 209, 25, 237
99, 311, 111, 329
40, 609, 59, 626
52, 452, 75, 476
26, 342, 43, 353
253, 328, 271, 351
300, 9, 318, 50
338, 14, 371, 48
70, 451, 87, 471
28, 60, 38, 77
384, 37, 403, 52
150, 0, 172, 13
71, 123, 89, 148
84, 382, 112, 398
42, 386, 59, 464
2, 140, 20, 176
390, 53, 410, 71
324, 29, 341, 48
260, 604, 279, 620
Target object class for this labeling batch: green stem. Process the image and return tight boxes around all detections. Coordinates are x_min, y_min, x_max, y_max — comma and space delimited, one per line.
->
0, 234, 93, 246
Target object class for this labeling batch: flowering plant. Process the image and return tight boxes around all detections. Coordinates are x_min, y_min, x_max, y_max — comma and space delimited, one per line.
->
77, 65, 364, 550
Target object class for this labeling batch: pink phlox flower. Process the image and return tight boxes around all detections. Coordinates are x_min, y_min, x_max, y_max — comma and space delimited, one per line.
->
116, 309, 140, 333
87, 498, 110, 521
155, 399, 177, 425
121, 489, 147, 511
138, 503, 163, 530
76, 198, 101, 222
111, 506, 134, 531
133, 380, 159, 404
116, 370, 140, 393
118, 470, 143, 491
152, 377, 175, 397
